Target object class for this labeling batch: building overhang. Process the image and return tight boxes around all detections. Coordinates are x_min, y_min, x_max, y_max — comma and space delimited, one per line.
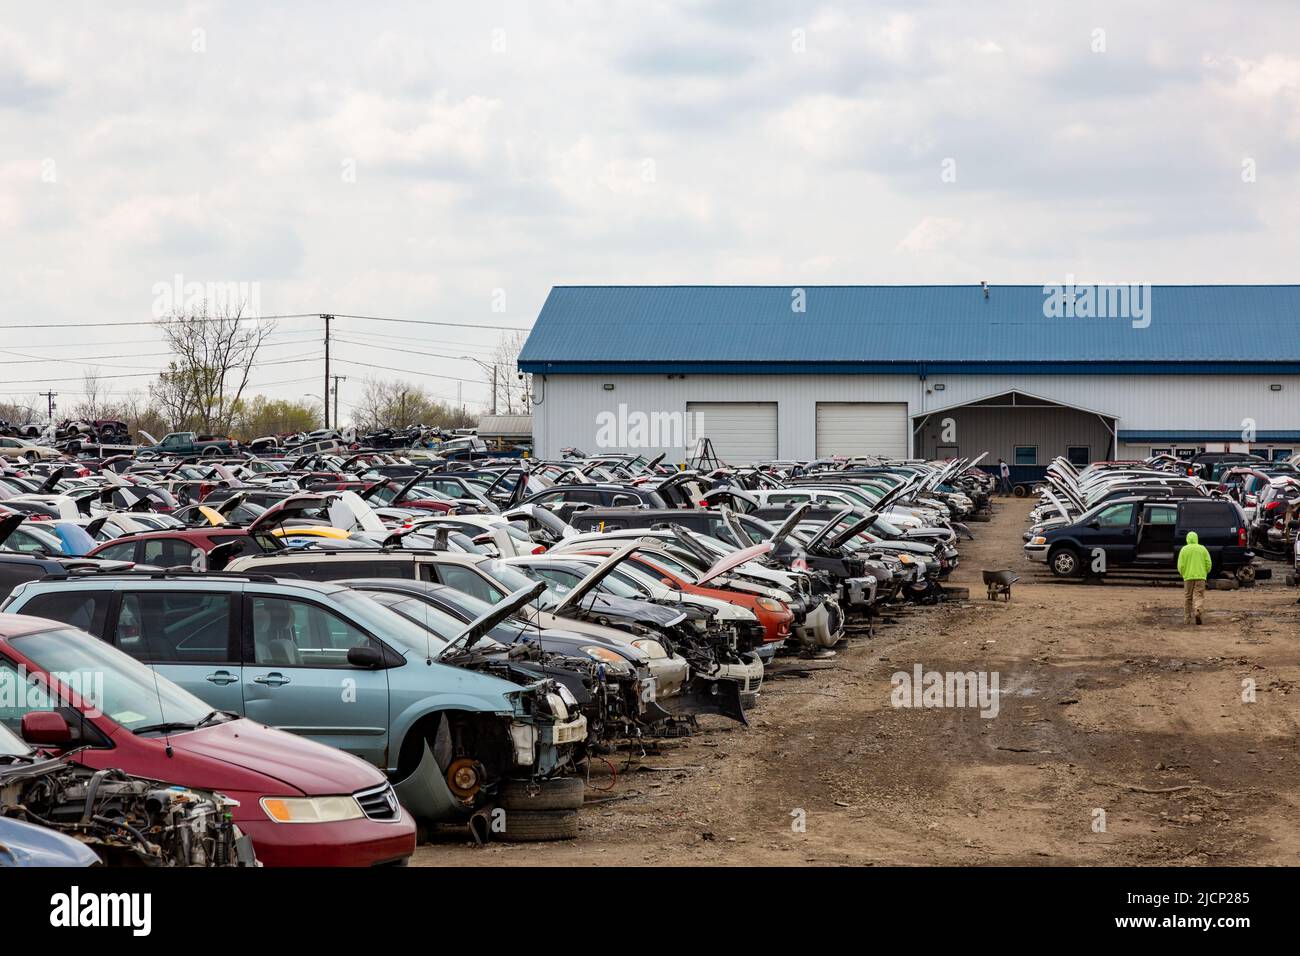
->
1118, 430, 1300, 443
518, 360, 1300, 376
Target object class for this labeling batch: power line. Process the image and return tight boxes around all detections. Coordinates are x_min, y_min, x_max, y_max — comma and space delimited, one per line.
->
0, 353, 323, 385
0, 312, 533, 332
332, 336, 516, 367
331, 356, 486, 385
332, 313, 532, 332
0, 313, 322, 330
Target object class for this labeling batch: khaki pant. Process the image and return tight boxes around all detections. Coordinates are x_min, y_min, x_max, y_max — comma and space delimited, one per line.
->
1183, 579, 1205, 624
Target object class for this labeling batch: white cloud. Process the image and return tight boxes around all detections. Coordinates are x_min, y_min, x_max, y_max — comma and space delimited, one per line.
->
2, 1, 1300, 410
898, 217, 964, 253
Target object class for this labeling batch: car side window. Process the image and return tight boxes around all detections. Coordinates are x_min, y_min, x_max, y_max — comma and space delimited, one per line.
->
1096, 503, 1136, 528
113, 592, 234, 664
142, 538, 201, 567
607, 493, 639, 506
249, 596, 373, 667
0, 658, 57, 733
95, 541, 137, 562
768, 493, 807, 505
1143, 506, 1177, 525
435, 564, 505, 603
17, 591, 111, 636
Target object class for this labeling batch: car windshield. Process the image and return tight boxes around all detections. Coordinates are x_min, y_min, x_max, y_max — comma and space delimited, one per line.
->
362, 592, 465, 642
332, 590, 450, 655
506, 565, 571, 610
0, 720, 32, 758
480, 560, 539, 594
9, 626, 214, 733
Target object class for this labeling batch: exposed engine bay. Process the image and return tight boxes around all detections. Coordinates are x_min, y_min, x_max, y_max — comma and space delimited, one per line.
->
0, 756, 257, 867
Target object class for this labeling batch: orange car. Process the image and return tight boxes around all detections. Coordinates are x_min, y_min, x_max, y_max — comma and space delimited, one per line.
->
570, 544, 793, 648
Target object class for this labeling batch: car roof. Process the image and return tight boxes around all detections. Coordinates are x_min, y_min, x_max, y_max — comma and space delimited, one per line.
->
0, 612, 68, 639
14, 572, 348, 596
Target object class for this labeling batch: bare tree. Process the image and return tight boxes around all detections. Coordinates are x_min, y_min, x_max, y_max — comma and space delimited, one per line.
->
150, 303, 275, 435
485, 330, 529, 415
75, 368, 106, 421
354, 376, 477, 431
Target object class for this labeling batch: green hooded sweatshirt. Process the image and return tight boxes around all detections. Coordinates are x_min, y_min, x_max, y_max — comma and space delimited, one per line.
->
1177, 531, 1212, 581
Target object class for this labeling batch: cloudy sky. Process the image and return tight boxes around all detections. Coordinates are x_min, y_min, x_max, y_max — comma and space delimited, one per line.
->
3, 0, 1298, 417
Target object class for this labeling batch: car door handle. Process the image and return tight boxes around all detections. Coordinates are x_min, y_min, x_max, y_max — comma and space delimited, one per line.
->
205, 670, 239, 685
253, 673, 291, 686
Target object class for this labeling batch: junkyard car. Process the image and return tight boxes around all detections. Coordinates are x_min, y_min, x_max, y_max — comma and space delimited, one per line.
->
2, 576, 587, 828
0, 613, 416, 866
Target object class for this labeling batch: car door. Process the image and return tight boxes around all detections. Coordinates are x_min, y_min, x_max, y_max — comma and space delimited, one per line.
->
241, 592, 390, 767
1135, 503, 1177, 563
1086, 502, 1138, 567
108, 588, 245, 714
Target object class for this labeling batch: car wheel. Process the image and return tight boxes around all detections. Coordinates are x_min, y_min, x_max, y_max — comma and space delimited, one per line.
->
1012, 484, 1027, 498
1049, 546, 1081, 578
498, 776, 585, 811
1235, 564, 1257, 586
498, 808, 579, 842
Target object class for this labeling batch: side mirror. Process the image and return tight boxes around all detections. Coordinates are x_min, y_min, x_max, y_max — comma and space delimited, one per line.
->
1087, 520, 1101, 530
347, 645, 384, 669
21, 711, 72, 746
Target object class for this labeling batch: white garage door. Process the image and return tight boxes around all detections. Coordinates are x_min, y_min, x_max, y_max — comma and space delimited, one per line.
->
686, 402, 778, 463
815, 402, 908, 458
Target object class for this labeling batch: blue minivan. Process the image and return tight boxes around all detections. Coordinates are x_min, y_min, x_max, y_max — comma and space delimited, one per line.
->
1, 573, 587, 824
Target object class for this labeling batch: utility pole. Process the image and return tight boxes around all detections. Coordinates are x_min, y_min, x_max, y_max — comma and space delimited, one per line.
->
330, 375, 347, 430
40, 390, 57, 423
321, 314, 333, 429
491, 366, 498, 416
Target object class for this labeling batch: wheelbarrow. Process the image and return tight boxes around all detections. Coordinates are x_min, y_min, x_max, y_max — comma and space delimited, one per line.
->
983, 569, 1019, 602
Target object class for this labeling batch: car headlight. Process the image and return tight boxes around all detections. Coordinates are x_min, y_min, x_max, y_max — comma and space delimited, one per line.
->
581, 644, 631, 667
260, 795, 364, 824
755, 597, 785, 612
1030, 536, 1046, 545
898, 554, 914, 564
629, 638, 667, 659
544, 692, 570, 720
556, 683, 579, 709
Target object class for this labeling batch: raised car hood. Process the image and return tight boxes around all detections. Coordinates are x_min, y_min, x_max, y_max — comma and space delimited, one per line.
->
698, 541, 774, 585
553, 540, 640, 613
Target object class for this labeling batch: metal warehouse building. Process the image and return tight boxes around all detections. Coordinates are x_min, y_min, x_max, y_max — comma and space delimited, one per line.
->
518, 285, 1300, 474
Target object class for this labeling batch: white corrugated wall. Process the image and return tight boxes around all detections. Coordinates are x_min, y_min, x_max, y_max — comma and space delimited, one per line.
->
529, 373, 1300, 461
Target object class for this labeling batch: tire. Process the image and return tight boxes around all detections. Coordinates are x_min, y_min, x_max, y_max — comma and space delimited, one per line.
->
1235, 564, 1257, 586
498, 776, 585, 811
1049, 546, 1082, 578
499, 809, 579, 842
1013, 484, 1027, 498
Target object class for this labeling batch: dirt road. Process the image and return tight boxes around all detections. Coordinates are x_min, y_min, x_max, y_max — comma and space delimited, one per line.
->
414, 498, 1300, 866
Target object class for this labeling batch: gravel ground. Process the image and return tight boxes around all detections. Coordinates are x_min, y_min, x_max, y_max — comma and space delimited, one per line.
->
414, 497, 1300, 866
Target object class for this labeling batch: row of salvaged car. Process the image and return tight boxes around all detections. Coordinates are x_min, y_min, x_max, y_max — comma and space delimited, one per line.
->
1022, 451, 1300, 582
0, 445, 991, 866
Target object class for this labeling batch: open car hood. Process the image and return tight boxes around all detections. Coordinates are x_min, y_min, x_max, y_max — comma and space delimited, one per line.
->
828, 512, 880, 549
553, 540, 640, 613
441, 582, 546, 658
698, 541, 774, 585
802, 506, 856, 552
760, 501, 810, 551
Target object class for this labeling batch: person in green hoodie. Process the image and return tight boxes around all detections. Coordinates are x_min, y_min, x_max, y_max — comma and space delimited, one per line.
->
1177, 531, 1212, 625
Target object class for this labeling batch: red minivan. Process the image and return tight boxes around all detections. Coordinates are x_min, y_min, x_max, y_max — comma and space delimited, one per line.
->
0, 613, 415, 866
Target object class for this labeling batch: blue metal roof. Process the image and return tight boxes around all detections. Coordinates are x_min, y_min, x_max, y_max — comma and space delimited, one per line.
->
519, 285, 1300, 374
